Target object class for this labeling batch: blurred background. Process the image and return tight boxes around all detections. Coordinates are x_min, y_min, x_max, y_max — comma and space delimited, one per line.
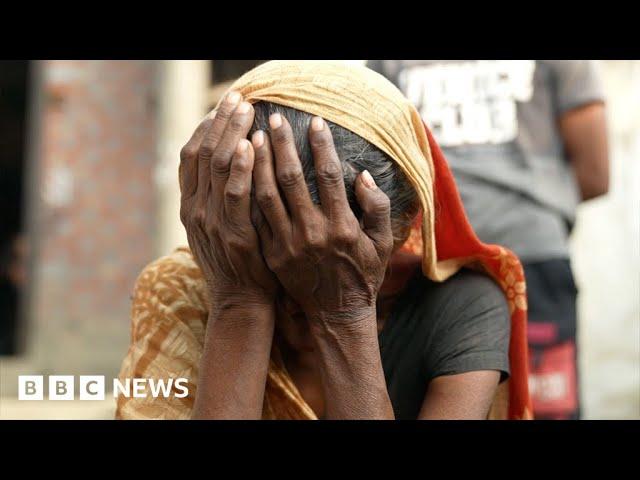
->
0, 60, 638, 419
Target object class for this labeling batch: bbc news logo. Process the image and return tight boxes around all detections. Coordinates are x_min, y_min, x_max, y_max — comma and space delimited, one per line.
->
18, 376, 189, 401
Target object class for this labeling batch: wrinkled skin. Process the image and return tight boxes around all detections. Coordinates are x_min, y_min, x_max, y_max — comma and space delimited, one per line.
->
179, 92, 392, 323
179, 92, 278, 309
250, 113, 393, 325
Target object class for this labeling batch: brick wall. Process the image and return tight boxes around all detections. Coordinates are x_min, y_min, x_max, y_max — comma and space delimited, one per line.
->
24, 60, 159, 380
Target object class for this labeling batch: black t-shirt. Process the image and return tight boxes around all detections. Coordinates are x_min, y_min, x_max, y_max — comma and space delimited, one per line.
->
379, 268, 510, 419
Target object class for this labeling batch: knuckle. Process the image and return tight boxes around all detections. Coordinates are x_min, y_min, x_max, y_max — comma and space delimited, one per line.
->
266, 255, 283, 273
199, 143, 215, 160
224, 183, 246, 204
256, 189, 277, 209
180, 144, 197, 163
266, 246, 291, 272
191, 207, 207, 228
277, 167, 304, 189
227, 235, 252, 254
331, 225, 358, 246
232, 154, 251, 173
211, 154, 231, 176
302, 227, 326, 251
371, 193, 391, 215
229, 116, 246, 132
215, 106, 233, 122
204, 222, 217, 238
317, 162, 342, 185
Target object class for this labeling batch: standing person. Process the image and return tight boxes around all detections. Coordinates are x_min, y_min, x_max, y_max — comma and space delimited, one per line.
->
368, 60, 609, 419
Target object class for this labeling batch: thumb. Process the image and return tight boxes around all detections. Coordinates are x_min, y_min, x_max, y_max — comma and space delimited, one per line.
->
355, 170, 393, 257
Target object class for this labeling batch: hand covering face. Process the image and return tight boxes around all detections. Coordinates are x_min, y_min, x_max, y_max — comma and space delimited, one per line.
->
117, 61, 532, 420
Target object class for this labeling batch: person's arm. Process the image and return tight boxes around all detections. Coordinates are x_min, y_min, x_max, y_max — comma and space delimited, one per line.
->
251, 114, 395, 419
309, 311, 393, 419
559, 102, 609, 201
193, 300, 275, 419
416, 273, 511, 419
418, 371, 500, 419
179, 91, 280, 419
551, 60, 609, 202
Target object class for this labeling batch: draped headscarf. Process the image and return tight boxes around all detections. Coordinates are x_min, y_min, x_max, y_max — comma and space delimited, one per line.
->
116, 60, 532, 420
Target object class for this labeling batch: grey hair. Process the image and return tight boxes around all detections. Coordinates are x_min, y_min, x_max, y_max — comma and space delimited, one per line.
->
249, 102, 419, 246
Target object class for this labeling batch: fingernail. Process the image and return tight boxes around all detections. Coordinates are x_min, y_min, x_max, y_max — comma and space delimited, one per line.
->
361, 170, 377, 189
207, 109, 217, 120
227, 91, 241, 105
269, 113, 282, 129
311, 116, 324, 132
236, 139, 249, 154
252, 130, 264, 148
237, 101, 251, 114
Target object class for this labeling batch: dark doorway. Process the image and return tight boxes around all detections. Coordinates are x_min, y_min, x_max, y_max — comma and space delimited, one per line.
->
0, 61, 30, 356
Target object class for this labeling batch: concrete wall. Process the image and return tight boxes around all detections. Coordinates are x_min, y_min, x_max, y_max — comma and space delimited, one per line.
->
570, 60, 640, 419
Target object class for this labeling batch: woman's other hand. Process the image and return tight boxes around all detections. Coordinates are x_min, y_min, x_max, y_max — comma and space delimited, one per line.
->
251, 114, 394, 326
179, 92, 278, 310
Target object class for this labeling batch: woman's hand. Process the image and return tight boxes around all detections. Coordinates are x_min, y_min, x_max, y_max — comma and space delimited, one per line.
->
251, 114, 394, 326
179, 92, 278, 309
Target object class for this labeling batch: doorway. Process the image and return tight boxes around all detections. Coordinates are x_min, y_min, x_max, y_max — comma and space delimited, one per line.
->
0, 60, 30, 355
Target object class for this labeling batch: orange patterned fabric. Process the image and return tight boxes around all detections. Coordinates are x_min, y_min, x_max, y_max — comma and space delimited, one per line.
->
116, 61, 532, 420
115, 246, 318, 420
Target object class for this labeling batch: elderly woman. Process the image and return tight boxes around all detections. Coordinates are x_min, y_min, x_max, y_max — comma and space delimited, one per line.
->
116, 61, 532, 420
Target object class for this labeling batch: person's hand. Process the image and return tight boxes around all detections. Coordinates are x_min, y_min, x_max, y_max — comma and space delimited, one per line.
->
179, 92, 278, 308
250, 114, 393, 325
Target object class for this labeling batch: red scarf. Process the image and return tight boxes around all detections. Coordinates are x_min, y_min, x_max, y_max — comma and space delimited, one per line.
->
390, 124, 533, 420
